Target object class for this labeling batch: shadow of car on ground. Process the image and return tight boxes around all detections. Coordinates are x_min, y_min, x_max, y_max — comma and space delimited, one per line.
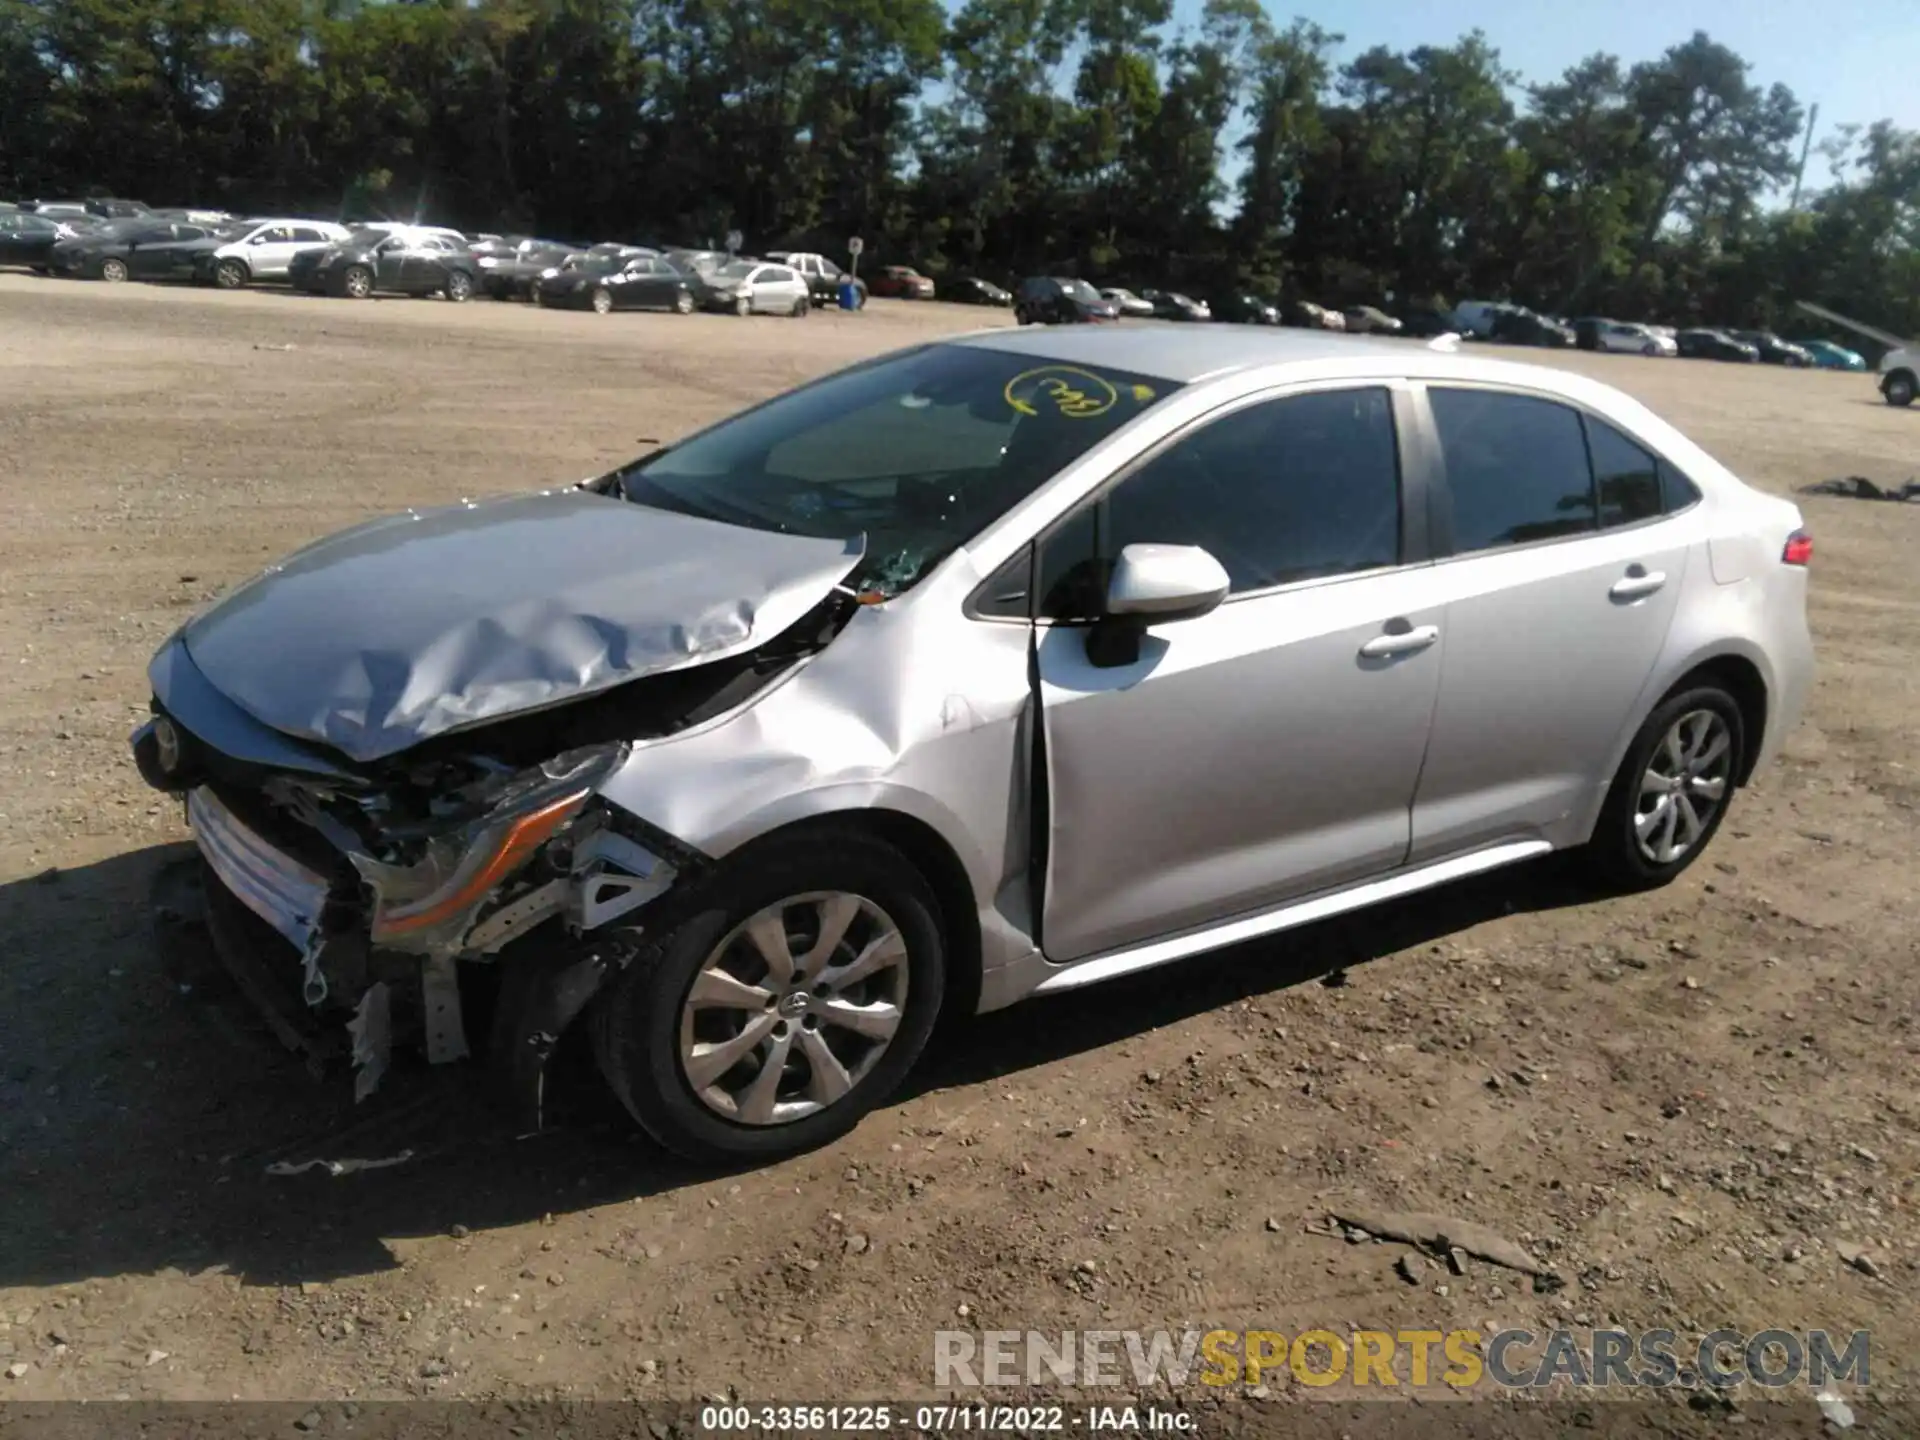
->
0, 840, 1597, 1290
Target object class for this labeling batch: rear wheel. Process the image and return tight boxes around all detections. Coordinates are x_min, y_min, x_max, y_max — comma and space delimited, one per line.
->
1885, 371, 1916, 408
99, 257, 129, 283
590, 828, 947, 1164
1584, 685, 1745, 890
214, 258, 249, 290
673, 290, 695, 315
444, 270, 473, 302
590, 286, 614, 315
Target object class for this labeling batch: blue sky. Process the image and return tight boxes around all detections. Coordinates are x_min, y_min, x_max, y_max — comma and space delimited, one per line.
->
1171, 0, 1920, 191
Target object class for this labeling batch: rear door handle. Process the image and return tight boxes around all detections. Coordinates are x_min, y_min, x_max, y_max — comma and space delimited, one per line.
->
1359, 624, 1440, 659
1609, 570, 1668, 601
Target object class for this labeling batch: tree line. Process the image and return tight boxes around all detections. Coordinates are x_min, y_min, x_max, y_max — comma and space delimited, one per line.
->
2, 0, 1916, 335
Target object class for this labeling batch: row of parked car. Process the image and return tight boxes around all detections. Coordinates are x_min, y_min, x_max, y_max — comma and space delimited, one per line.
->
998, 276, 1870, 371
3, 200, 1878, 372
0, 201, 1007, 319
1450, 300, 1867, 370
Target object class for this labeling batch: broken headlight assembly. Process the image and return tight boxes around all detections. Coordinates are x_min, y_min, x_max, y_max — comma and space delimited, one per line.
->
340, 742, 635, 956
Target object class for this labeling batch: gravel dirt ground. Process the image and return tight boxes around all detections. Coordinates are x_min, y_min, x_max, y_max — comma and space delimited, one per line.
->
0, 275, 1915, 1423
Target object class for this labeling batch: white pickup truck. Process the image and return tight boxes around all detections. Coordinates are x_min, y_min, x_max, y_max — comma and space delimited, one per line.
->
1794, 300, 1915, 408
1881, 346, 1916, 407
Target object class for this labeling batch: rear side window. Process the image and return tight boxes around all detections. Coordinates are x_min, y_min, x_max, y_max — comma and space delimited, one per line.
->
1583, 418, 1662, 526
1661, 461, 1701, 512
1429, 388, 1597, 552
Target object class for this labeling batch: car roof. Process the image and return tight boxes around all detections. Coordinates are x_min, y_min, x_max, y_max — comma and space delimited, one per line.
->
945, 324, 1648, 402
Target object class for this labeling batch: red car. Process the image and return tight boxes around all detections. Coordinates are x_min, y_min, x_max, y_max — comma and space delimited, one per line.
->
869, 265, 935, 300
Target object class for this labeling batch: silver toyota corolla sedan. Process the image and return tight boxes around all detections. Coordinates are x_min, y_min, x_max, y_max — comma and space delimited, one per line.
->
132, 328, 1814, 1162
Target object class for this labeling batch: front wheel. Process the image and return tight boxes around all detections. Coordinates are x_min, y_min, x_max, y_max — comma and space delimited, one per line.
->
444, 270, 473, 302
340, 265, 373, 300
1885, 372, 1916, 408
734, 294, 752, 318
1584, 685, 1745, 891
214, 259, 249, 290
99, 257, 129, 283
590, 828, 947, 1164
673, 290, 695, 315
590, 286, 614, 315
792, 295, 809, 317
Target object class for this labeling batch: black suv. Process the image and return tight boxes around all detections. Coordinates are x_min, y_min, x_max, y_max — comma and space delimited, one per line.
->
1015, 276, 1121, 325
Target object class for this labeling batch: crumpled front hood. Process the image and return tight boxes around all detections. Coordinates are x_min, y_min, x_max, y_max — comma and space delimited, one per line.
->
176, 488, 864, 763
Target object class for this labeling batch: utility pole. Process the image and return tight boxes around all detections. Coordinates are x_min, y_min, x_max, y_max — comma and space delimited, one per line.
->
1789, 102, 1820, 211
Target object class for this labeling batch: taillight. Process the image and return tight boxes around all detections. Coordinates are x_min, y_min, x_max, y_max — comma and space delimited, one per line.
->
1782, 529, 1813, 566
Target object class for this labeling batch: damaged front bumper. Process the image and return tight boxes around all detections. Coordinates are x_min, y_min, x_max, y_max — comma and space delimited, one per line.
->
135, 719, 686, 1128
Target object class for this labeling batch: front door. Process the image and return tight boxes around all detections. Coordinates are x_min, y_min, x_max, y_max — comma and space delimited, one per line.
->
1034, 385, 1444, 962
375, 239, 412, 292
1407, 386, 1695, 859
246, 225, 298, 278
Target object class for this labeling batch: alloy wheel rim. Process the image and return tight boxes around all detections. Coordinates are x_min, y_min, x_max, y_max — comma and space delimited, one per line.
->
346, 269, 370, 297
678, 891, 909, 1127
1634, 709, 1733, 865
593, 289, 612, 313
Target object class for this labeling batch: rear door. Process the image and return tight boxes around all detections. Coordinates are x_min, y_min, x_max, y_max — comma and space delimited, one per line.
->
1034, 384, 1446, 961
1406, 385, 1696, 860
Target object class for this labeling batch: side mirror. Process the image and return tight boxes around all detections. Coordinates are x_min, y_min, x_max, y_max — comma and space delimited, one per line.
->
1105, 543, 1229, 623
1087, 544, 1229, 668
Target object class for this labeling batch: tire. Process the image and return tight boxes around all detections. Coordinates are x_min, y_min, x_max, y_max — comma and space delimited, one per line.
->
589, 827, 948, 1165
792, 295, 809, 317
1885, 371, 1916, 408
1642, 342, 1659, 357
673, 290, 694, 315
444, 270, 473, 302
99, 257, 128, 283
1584, 684, 1746, 891
590, 286, 614, 315
734, 294, 752, 318
213, 258, 249, 291
340, 265, 373, 300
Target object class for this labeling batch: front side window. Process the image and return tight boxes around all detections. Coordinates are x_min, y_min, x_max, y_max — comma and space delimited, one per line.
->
1036, 387, 1402, 618
614, 345, 1178, 597
1429, 388, 1597, 552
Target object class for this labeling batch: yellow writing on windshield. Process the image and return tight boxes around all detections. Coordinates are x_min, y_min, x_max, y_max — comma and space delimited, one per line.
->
1005, 365, 1121, 420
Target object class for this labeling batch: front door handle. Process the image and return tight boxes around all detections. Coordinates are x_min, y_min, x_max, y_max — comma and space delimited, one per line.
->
1609, 569, 1668, 601
1359, 624, 1440, 659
